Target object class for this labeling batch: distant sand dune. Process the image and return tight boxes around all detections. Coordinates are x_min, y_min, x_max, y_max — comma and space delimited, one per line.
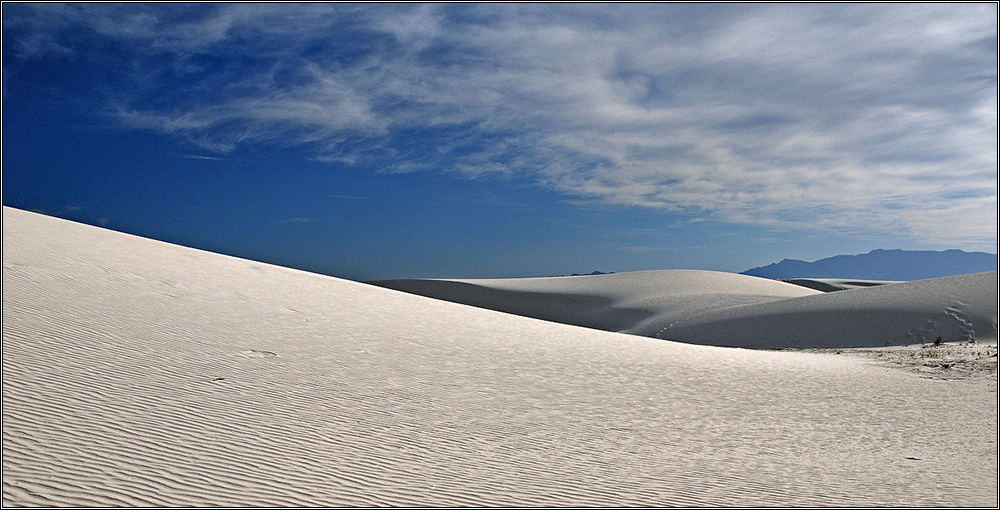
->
3, 207, 997, 506
370, 270, 820, 337
658, 271, 997, 348
371, 270, 997, 349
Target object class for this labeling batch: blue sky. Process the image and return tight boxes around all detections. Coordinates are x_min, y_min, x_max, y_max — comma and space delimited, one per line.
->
3, 3, 997, 280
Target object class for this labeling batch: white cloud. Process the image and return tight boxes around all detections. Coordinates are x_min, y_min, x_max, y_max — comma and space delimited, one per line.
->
5, 3, 996, 247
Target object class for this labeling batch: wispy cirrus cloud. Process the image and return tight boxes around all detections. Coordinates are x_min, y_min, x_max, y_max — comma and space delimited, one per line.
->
4, 3, 996, 247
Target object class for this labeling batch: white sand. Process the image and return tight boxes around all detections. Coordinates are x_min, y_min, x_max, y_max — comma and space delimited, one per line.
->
371, 270, 821, 336
3, 206, 997, 506
373, 270, 997, 348
659, 271, 997, 348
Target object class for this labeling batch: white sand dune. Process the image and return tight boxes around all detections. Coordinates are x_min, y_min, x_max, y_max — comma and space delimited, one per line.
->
370, 270, 821, 337
371, 271, 997, 349
3, 206, 997, 506
658, 272, 997, 348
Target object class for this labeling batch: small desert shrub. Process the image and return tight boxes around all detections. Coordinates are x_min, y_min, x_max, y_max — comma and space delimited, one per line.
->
918, 348, 939, 358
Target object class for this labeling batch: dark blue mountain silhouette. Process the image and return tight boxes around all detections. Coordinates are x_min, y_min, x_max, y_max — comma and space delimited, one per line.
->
742, 249, 997, 280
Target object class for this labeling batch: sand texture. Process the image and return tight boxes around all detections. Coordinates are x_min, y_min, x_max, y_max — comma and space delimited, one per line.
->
3, 206, 998, 506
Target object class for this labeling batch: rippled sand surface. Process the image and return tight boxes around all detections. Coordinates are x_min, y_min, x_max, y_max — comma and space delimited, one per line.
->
4, 207, 997, 506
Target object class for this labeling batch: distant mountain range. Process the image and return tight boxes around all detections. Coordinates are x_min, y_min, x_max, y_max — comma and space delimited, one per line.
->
742, 249, 997, 281
542, 271, 614, 277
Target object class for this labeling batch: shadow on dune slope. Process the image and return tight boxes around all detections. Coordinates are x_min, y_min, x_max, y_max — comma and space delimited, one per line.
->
370, 278, 656, 333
